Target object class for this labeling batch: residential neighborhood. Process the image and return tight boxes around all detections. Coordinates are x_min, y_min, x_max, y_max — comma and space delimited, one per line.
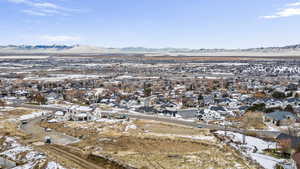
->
0, 53, 300, 169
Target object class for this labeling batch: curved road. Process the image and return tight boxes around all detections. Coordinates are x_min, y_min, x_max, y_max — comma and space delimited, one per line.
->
15, 104, 281, 139
21, 117, 79, 145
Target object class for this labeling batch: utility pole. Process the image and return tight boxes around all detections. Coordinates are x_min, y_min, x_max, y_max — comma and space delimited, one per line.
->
243, 134, 246, 144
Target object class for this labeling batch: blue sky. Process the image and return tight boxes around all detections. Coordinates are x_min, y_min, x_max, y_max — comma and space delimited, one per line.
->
1, 0, 300, 48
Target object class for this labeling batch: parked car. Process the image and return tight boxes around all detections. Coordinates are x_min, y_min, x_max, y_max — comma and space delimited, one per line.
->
21, 120, 28, 125
45, 128, 52, 132
197, 125, 203, 128
45, 136, 51, 144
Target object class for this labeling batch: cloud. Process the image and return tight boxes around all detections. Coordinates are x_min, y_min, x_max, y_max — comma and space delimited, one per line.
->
40, 35, 81, 42
287, 2, 300, 7
261, 1, 300, 19
6, 0, 79, 16
22, 9, 47, 16
7, 0, 28, 4
32, 2, 60, 9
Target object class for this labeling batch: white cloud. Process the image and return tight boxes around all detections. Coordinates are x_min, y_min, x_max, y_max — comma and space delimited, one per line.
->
262, 8, 300, 19
7, 0, 28, 4
261, 1, 300, 19
40, 35, 81, 42
32, 2, 60, 9
22, 9, 47, 16
287, 2, 300, 7
6, 0, 78, 16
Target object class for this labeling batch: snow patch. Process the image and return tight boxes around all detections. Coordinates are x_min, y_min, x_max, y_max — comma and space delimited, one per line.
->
18, 111, 47, 121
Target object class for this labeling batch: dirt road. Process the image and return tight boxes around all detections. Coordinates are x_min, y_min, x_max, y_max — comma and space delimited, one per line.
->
36, 145, 104, 169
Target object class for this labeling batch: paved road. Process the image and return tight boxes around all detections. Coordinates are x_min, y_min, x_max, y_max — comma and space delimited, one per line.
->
13, 104, 63, 112
14, 104, 281, 139
125, 113, 281, 138
21, 117, 79, 145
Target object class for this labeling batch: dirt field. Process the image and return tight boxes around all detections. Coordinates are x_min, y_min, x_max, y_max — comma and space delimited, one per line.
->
135, 120, 207, 135
41, 119, 260, 169
0, 107, 38, 137
0, 107, 262, 169
0, 107, 36, 121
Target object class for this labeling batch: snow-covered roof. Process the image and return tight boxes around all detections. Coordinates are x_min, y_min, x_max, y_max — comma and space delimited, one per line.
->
265, 111, 297, 121
55, 111, 64, 116
69, 105, 92, 112
74, 113, 87, 118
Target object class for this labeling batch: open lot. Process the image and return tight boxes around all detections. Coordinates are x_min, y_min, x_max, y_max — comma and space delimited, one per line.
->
40, 118, 261, 169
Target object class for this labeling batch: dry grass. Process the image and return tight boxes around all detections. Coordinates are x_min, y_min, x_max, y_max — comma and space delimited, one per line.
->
0, 121, 26, 137
135, 120, 208, 135
5, 108, 36, 116
0, 107, 36, 138
41, 119, 259, 169
0, 108, 37, 121
241, 112, 267, 130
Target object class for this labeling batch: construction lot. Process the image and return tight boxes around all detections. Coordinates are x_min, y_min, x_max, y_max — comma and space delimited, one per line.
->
40, 117, 261, 169
0, 106, 263, 169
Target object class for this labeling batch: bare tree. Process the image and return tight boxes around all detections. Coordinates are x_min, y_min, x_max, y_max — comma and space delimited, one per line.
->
0, 99, 5, 107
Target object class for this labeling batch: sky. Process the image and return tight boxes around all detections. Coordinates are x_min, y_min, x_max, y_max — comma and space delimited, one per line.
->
0, 0, 300, 49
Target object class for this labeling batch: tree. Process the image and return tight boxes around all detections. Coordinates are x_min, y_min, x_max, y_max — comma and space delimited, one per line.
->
286, 92, 293, 98
35, 93, 47, 105
0, 99, 5, 107
285, 104, 294, 113
144, 88, 152, 97
222, 93, 229, 98
198, 94, 204, 107
247, 103, 266, 112
272, 91, 286, 99
182, 96, 188, 107
265, 107, 282, 113
198, 94, 203, 101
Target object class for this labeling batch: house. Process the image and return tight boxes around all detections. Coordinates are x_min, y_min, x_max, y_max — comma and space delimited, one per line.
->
64, 106, 102, 121
238, 105, 250, 115
210, 106, 234, 117
197, 108, 224, 122
162, 107, 177, 117
287, 83, 298, 91
264, 111, 298, 126
285, 98, 300, 107
276, 133, 300, 149
54, 111, 65, 122
292, 152, 300, 169
215, 98, 232, 106
265, 99, 284, 109
203, 95, 214, 106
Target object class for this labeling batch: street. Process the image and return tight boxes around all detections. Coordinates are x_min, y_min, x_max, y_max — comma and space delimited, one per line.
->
15, 103, 281, 139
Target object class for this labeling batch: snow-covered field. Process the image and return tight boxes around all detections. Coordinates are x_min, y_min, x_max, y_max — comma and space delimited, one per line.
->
215, 131, 291, 169
0, 136, 65, 169
24, 74, 100, 82
0, 106, 15, 112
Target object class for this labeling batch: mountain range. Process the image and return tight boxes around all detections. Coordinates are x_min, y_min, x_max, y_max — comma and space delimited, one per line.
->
1, 44, 300, 56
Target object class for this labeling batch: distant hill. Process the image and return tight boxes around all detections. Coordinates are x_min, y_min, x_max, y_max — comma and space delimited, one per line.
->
0, 44, 300, 56
120, 44, 300, 53
0, 45, 73, 50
